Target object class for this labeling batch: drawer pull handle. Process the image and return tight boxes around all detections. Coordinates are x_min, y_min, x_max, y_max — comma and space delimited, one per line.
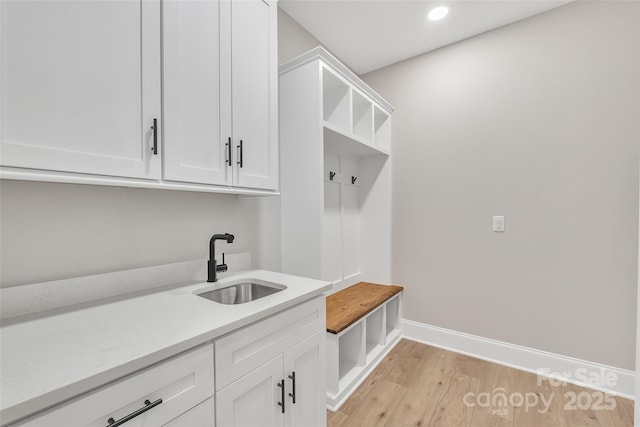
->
288, 371, 296, 403
277, 379, 285, 413
105, 398, 163, 427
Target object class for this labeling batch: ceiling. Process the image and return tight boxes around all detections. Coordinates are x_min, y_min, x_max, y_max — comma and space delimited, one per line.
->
279, 0, 572, 75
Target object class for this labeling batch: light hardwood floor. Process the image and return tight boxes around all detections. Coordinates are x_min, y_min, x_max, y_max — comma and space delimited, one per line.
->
327, 339, 634, 427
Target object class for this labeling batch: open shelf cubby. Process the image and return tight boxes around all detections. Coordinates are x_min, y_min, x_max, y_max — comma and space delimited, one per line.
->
338, 322, 364, 382
365, 307, 384, 362
322, 67, 351, 132
352, 91, 373, 143
385, 294, 400, 340
374, 106, 391, 150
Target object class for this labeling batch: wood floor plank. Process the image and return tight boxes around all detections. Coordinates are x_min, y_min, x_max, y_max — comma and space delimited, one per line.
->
383, 418, 408, 427
343, 379, 407, 426
390, 346, 457, 426
327, 339, 634, 427
562, 383, 607, 426
614, 394, 636, 426
327, 410, 349, 427
425, 373, 479, 427
512, 370, 563, 427
339, 345, 404, 415
452, 352, 516, 424
385, 342, 431, 388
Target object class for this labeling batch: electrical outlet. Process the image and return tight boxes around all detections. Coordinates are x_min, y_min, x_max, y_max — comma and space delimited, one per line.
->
493, 216, 505, 232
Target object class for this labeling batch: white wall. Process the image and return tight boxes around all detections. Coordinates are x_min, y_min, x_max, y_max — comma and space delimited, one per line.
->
278, 7, 323, 64
0, 181, 259, 287
363, 1, 640, 370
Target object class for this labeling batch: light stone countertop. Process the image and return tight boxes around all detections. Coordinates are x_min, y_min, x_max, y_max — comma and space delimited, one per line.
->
0, 269, 331, 425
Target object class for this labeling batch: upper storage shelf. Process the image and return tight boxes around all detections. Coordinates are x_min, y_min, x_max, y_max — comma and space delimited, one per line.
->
280, 47, 394, 157
323, 67, 351, 132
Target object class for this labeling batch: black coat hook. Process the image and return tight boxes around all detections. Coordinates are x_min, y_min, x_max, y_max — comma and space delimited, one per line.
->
329, 171, 336, 181
351, 176, 357, 184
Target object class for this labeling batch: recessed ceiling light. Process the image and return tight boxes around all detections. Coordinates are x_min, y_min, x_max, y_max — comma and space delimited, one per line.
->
428, 6, 449, 21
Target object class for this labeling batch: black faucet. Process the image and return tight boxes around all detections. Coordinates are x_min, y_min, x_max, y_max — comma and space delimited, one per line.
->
208, 233, 235, 282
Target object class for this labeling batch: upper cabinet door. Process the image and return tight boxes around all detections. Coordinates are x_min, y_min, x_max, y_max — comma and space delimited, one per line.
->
230, 0, 278, 190
163, 0, 231, 186
0, 0, 161, 179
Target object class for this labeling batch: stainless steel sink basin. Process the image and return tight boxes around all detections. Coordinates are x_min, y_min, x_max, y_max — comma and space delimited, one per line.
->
195, 280, 286, 305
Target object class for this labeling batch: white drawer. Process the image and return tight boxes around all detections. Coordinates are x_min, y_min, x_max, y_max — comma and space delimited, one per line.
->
215, 296, 325, 391
17, 344, 214, 427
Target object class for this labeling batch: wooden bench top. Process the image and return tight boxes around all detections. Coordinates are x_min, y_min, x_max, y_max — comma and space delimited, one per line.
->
326, 282, 403, 334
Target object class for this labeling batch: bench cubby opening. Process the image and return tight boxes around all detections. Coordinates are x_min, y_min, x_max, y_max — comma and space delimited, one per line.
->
365, 306, 385, 363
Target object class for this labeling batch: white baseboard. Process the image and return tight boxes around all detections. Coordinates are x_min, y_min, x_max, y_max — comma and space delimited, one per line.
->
402, 319, 635, 400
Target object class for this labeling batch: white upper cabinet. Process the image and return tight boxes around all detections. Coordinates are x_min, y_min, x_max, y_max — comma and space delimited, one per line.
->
228, 0, 279, 190
0, 0, 161, 180
162, 0, 229, 186
163, 0, 278, 190
0, 0, 278, 194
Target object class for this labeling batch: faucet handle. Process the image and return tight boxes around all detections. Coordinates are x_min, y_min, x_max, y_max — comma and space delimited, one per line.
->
216, 252, 228, 273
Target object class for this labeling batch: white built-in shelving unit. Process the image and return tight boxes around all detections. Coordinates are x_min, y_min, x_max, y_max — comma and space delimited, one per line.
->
279, 47, 399, 410
279, 47, 394, 292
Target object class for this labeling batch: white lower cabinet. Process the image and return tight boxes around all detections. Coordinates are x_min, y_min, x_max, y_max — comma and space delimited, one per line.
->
216, 331, 325, 427
16, 344, 215, 426
215, 297, 326, 427
11, 297, 326, 427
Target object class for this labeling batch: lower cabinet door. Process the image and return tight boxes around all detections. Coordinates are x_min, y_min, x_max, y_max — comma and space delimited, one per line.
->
284, 330, 326, 427
164, 397, 215, 427
216, 356, 285, 427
